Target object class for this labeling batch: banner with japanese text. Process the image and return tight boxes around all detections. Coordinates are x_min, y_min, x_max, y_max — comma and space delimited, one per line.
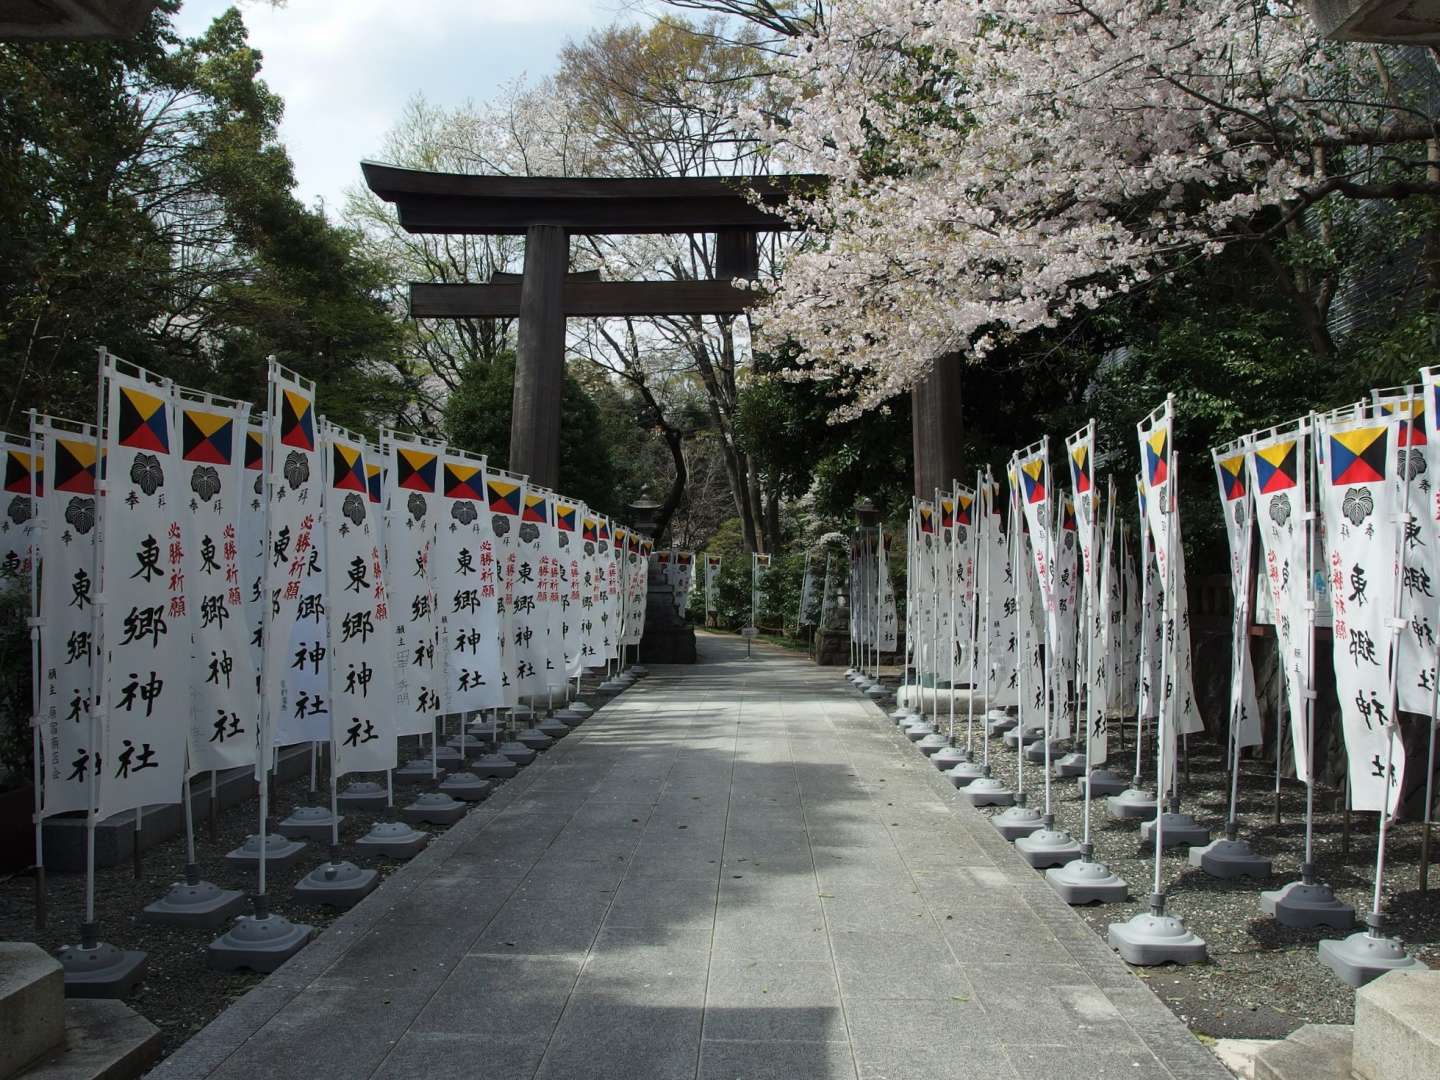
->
1067, 424, 1105, 756
486, 469, 525, 703
98, 359, 192, 816
385, 433, 442, 735
1212, 440, 1262, 751
1316, 410, 1405, 814
439, 450, 505, 712
321, 425, 397, 776
264, 366, 329, 753
37, 418, 100, 816
1, 431, 37, 584
176, 391, 258, 774
705, 553, 721, 620
877, 526, 898, 652
556, 498, 586, 678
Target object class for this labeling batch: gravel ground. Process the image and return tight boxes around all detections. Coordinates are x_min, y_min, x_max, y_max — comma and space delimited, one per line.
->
0, 719, 549, 1061
905, 699, 1440, 1042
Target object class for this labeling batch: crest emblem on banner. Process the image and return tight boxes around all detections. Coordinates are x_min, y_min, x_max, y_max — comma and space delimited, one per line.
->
582, 516, 597, 543
940, 498, 955, 530
956, 492, 973, 526
366, 463, 382, 504
117, 385, 169, 452
397, 448, 438, 492
244, 429, 263, 471
1143, 430, 1168, 488
181, 409, 233, 464
522, 492, 547, 524
4, 449, 37, 495
557, 503, 577, 532
279, 389, 315, 451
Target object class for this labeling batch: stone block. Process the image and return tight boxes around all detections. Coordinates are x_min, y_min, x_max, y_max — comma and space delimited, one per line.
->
13, 998, 160, 1080
1353, 969, 1440, 1080
1254, 1024, 1351, 1080
0, 942, 65, 1077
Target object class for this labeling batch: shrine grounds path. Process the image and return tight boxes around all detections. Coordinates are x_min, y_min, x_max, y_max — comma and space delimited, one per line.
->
154, 634, 1228, 1080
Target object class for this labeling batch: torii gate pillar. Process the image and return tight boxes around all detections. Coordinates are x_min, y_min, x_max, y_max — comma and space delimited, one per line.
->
510, 225, 568, 488
911, 351, 965, 498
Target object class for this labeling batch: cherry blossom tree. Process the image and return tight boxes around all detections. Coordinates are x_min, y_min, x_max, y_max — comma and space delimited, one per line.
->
746, 0, 1440, 416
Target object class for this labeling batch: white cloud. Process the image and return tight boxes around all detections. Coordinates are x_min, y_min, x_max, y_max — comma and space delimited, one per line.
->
174, 0, 627, 210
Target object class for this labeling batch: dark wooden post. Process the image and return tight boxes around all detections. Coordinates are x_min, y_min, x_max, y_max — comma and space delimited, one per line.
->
510, 225, 568, 488
911, 351, 966, 497
715, 228, 759, 282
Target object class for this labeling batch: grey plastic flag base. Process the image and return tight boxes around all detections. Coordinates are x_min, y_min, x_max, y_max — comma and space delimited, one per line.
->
1046, 858, 1129, 905
931, 746, 968, 770
629, 665, 650, 677
894, 709, 918, 727
1082, 768, 1129, 797
1015, 828, 1083, 868
1108, 910, 1208, 966
432, 745, 465, 769
225, 833, 307, 872
277, 805, 344, 842
293, 860, 379, 910
553, 708, 586, 727
984, 709, 1018, 736
1191, 837, 1272, 879
142, 878, 248, 928
599, 678, 628, 692
516, 727, 555, 751
865, 684, 891, 701
438, 771, 493, 802
208, 913, 314, 973
964, 777, 1014, 806
57, 941, 147, 999
905, 721, 937, 741
394, 758, 446, 785
470, 753, 520, 779
1049, 752, 1087, 776
1024, 738, 1067, 765
401, 791, 468, 826
1003, 724, 1045, 749
947, 761, 986, 788
536, 719, 570, 740
498, 741, 538, 766
1318, 930, 1429, 988
992, 804, 1045, 841
1139, 812, 1211, 849
917, 733, 949, 756
337, 781, 388, 812
569, 700, 593, 716
510, 704, 536, 722
1260, 880, 1356, 929
1106, 788, 1158, 821
356, 821, 429, 859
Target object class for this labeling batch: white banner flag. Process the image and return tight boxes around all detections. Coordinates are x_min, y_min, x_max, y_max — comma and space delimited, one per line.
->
1212, 440, 1262, 751
1067, 423, 1107, 760
264, 366, 328, 753
98, 359, 192, 817
176, 391, 259, 774
383, 433, 442, 736
486, 470, 525, 703
240, 418, 265, 714
1316, 410, 1405, 814
580, 513, 606, 666
37, 419, 100, 816
1248, 422, 1313, 781
438, 451, 505, 712
705, 553, 721, 620
321, 424, 397, 777
877, 526, 898, 652
0, 432, 36, 585
598, 518, 621, 661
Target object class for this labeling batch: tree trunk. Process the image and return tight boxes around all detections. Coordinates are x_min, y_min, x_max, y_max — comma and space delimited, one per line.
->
911, 352, 966, 498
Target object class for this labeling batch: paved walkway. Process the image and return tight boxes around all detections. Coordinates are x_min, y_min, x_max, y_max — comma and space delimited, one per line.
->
157, 635, 1226, 1080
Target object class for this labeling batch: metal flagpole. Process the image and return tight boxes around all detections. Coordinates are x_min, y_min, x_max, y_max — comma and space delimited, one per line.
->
1013, 463, 1027, 801
84, 351, 108, 943
25, 412, 46, 928
931, 488, 942, 730
972, 472, 989, 759
1150, 454, 1179, 913
948, 489, 958, 742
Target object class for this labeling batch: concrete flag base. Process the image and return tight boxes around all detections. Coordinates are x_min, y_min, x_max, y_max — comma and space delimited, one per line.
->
56, 936, 147, 999
1050, 752, 1087, 777
917, 733, 949, 756
865, 684, 891, 701
337, 781, 388, 812
401, 792, 468, 826
889, 705, 917, 724
991, 799, 1045, 841
568, 700, 593, 716
1191, 836, 1272, 879
1046, 853, 1129, 905
536, 717, 570, 739
498, 741, 538, 765
438, 771, 493, 802
629, 665, 650, 677
1318, 925, 1429, 988
905, 721, 936, 741
1003, 724, 1045, 749
1106, 788, 1158, 821
225, 832, 307, 872
278, 805, 344, 842
1261, 878, 1356, 929
208, 912, 313, 973
964, 775, 1014, 806
516, 727, 554, 751
1024, 738, 1067, 765
1139, 811, 1211, 849
985, 712, 1019, 736
293, 860, 379, 909
1016, 825, 1083, 868
931, 746, 968, 770
1108, 908, 1208, 966
1082, 768, 1129, 797
553, 708, 586, 727
142, 866, 247, 928
356, 821, 429, 859
510, 705, 535, 723
470, 753, 520, 779
431, 745, 465, 770
394, 757, 446, 785
946, 760, 986, 788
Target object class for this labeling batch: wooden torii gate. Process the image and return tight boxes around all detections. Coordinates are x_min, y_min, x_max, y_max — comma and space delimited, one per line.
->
362, 163, 819, 489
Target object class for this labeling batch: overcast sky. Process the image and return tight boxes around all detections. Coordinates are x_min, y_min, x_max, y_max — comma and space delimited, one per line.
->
173, 0, 638, 212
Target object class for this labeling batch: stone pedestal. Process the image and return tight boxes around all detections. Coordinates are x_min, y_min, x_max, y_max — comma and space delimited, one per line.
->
638, 566, 696, 664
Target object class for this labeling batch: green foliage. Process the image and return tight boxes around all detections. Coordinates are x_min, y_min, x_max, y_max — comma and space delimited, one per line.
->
690, 517, 816, 634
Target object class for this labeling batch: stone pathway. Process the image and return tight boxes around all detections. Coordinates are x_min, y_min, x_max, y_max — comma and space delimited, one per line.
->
155, 634, 1227, 1080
